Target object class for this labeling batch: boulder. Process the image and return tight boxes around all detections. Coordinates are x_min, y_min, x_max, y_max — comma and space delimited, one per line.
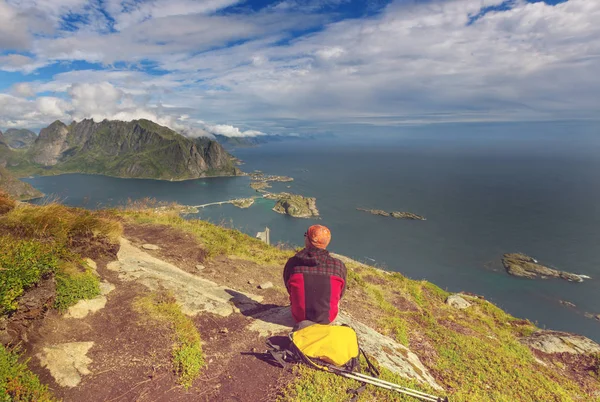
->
521, 330, 600, 355
446, 294, 472, 309
258, 281, 274, 290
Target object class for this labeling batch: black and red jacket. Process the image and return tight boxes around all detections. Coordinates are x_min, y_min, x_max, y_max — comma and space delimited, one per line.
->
283, 247, 347, 324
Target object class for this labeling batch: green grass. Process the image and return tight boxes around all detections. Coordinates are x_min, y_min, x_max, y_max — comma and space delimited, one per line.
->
135, 292, 205, 388
0, 199, 123, 402
0, 345, 55, 402
278, 357, 436, 401
0, 236, 61, 315
54, 263, 101, 311
116, 207, 293, 265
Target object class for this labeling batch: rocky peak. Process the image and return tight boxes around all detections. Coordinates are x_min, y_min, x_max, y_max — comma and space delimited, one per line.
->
30, 121, 70, 166
24, 118, 239, 179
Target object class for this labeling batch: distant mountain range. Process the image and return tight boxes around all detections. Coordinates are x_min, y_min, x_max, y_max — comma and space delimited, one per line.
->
0, 119, 242, 198
2, 129, 37, 149
213, 133, 333, 149
0, 132, 41, 199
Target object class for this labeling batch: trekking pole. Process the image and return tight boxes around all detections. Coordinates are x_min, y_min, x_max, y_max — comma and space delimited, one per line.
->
332, 369, 447, 402
344, 371, 446, 400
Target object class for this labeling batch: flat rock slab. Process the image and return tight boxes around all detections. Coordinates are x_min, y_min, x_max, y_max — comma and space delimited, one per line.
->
107, 238, 263, 317
247, 306, 442, 391
64, 282, 115, 319
521, 331, 600, 355
142, 244, 160, 250
37, 342, 94, 387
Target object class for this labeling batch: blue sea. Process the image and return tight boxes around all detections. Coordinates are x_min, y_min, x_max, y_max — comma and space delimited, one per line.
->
25, 121, 600, 342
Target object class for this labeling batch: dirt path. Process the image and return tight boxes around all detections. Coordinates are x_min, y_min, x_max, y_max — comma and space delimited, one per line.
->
22, 223, 440, 401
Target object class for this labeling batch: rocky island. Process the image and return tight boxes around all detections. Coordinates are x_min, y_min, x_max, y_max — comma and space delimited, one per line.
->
357, 208, 426, 220
502, 253, 584, 282
267, 192, 319, 218
231, 198, 255, 208
249, 172, 293, 191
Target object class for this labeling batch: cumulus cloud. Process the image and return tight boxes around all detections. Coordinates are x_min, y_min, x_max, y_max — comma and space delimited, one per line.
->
203, 124, 266, 137
1, 0, 600, 130
10, 82, 36, 98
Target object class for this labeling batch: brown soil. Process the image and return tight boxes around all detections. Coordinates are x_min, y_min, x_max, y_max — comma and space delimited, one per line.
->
1, 275, 55, 346
124, 223, 207, 273
18, 223, 295, 402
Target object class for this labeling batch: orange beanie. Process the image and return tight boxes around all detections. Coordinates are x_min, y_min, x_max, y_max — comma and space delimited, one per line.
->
306, 225, 331, 249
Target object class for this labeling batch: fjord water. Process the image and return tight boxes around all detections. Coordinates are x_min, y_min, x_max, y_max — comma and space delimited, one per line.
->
25, 122, 600, 341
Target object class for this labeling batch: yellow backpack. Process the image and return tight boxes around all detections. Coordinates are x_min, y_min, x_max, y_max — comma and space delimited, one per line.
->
267, 323, 449, 402
267, 323, 379, 387
290, 324, 363, 369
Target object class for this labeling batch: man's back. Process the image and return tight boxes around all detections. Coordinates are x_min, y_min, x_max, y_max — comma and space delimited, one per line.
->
283, 246, 347, 324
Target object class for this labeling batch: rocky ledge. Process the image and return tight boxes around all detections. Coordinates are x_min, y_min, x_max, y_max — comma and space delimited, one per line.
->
357, 208, 426, 220
267, 192, 319, 218
502, 253, 584, 282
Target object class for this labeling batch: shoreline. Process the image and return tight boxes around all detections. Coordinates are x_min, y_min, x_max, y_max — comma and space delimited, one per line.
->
20, 171, 247, 183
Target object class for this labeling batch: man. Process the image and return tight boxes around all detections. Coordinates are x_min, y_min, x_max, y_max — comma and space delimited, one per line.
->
283, 225, 347, 324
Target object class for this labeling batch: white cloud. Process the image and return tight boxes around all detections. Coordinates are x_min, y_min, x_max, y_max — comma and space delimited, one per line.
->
203, 124, 266, 137
1, 0, 600, 131
10, 83, 36, 98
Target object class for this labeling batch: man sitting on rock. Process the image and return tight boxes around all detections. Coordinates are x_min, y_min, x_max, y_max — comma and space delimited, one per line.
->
283, 225, 347, 324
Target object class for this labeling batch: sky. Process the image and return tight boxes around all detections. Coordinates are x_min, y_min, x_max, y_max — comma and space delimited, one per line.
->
0, 0, 599, 137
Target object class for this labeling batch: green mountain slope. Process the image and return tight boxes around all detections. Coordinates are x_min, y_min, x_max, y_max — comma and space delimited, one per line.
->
0, 165, 42, 200
22, 119, 240, 180
2, 129, 37, 149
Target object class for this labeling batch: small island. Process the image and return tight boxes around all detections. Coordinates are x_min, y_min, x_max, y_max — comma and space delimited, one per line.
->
502, 253, 584, 282
249, 172, 294, 192
357, 208, 426, 221
231, 198, 255, 209
267, 192, 319, 218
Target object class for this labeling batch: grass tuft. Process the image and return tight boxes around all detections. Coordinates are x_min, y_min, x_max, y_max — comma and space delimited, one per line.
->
135, 292, 205, 388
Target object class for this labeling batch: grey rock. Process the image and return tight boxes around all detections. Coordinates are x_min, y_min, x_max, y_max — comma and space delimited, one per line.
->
521, 330, 600, 355
446, 294, 472, 309
195, 264, 205, 271
258, 282, 274, 290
